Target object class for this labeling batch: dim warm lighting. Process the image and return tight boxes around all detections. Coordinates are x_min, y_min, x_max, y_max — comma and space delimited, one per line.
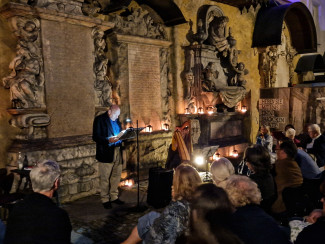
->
198, 107, 204, 114
146, 125, 153, 132
125, 118, 132, 128
194, 156, 204, 166
119, 179, 134, 187
213, 152, 221, 160
185, 108, 190, 114
241, 106, 247, 113
162, 123, 169, 131
207, 106, 214, 115
232, 149, 238, 158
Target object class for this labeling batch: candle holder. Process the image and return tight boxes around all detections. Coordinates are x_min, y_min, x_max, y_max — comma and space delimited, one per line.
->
207, 106, 214, 115
146, 125, 153, 133
232, 149, 238, 158
213, 152, 221, 161
241, 105, 247, 113
162, 123, 169, 131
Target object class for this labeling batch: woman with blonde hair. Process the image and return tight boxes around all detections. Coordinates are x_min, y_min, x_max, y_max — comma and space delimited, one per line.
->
256, 124, 273, 154
210, 157, 235, 186
122, 164, 202, 244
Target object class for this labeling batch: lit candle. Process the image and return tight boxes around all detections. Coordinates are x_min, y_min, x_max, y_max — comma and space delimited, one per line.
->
213, 152, 221, 160
207, 106, 214, 115
163, 123, 169, 131
232, 150, 238, 158
146, 125, 153, 133
241, 105, 247, 113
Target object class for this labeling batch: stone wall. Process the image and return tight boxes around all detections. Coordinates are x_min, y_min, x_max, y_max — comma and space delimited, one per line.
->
172, 0, 260, 142
0, 3, 19, 168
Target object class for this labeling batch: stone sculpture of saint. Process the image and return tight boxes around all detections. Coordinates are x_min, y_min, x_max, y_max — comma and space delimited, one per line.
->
3, 46, 40, 108
206, 16, 230, 55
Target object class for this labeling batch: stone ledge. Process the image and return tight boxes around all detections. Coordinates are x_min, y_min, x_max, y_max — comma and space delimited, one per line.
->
8, 134, 94, 153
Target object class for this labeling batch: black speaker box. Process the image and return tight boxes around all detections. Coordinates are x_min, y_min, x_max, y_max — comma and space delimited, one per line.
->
147, 167, 174, 209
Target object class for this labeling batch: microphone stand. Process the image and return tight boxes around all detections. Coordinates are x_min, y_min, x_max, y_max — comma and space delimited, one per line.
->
130, 120, 147, 212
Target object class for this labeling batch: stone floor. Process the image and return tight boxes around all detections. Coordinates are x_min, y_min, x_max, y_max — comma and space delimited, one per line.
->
62, 181, 156, 244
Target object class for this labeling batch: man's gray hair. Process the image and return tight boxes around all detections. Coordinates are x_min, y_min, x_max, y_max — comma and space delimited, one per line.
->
309, 124, 321, 135
30, 160, 61, 193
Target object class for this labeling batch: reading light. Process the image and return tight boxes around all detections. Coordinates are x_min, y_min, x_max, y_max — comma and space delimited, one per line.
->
194, 156, 204, 166
198, 107, 204, 114
185, 108, 190, 114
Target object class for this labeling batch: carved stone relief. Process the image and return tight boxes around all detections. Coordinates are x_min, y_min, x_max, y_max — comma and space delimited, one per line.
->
258, 25, 297, 88
2, 17, 45, 109
33, 0, 84, 15
92, 27, 112, 107
9, 113, 50, 140
183, 6, 248, 112
108, 7, 167, 40
160, 48, 171, 125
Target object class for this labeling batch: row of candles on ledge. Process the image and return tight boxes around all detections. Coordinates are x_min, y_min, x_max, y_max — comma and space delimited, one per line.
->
185, 105, 247, 115
127, 123, 170, 133
195, 149, 239, 167
145, 123, 170, 132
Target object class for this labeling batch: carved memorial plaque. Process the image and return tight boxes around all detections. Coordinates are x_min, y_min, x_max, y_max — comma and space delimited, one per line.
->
42, 20, 95, 138
128, 43, 162, 130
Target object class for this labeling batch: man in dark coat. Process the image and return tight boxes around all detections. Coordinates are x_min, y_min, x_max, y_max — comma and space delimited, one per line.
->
306, 124, 325, 167
4, 160, 72, 244
93, 105, 124, 209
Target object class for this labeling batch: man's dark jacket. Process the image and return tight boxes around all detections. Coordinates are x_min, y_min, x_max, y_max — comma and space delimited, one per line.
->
307, 134, 325, 167
4, 193, 71, 244
92, 112, 122, 163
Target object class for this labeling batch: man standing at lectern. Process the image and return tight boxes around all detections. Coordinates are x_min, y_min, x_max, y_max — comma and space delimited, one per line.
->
93, 105, 124, 209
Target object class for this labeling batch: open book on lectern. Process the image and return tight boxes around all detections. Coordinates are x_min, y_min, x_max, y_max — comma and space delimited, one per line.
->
116, 127, 145, 141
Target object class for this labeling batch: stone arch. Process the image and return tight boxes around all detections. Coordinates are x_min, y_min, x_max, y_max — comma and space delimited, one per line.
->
252, 2, 317, 54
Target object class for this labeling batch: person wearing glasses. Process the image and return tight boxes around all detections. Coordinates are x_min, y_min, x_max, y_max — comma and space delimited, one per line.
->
4, 160, 72, 244
306, 124, 325, 167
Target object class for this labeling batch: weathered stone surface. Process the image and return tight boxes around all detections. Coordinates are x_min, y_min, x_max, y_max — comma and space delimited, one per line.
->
42, 19, 95, 138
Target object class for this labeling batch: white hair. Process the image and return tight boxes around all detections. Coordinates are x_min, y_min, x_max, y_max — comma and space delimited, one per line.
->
30, 160, 61, 192
285, 128, 296, 140
309, 124, 321, 135
210, 158, 235, 185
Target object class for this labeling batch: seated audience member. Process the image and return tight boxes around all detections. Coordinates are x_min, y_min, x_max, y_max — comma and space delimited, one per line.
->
284, 134, 322, 180
210, 157, 235, 186
306, 124, 325, 167
285, 127, 301, 147
183, 183, 243, 244
4, 160, 72, 244
256, 125, 273, 154
272, 140, 303, 213
244, 145, 276, 214
122, 164, 202, 244
295, 147, 322, 180
295, 123, 312, 149
295, 180, 325, 244
223, 175, 290, 244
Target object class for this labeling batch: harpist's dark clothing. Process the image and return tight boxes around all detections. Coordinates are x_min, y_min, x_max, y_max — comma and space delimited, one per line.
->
4, 193, 71, 244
